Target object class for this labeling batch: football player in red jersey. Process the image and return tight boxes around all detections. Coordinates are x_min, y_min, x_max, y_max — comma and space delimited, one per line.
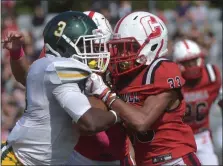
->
85, 11, 201, 166
2, 11, 133, 166
172, 39, 222, 165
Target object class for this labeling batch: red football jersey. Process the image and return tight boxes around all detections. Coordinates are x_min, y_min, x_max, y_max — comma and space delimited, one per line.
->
118, 58, 197, 165
182, 64, 222, 134
74, 124, 130, 162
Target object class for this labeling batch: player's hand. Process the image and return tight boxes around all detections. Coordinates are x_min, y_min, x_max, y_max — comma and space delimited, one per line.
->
85, 73, 110, 101
2, 31, 24, 51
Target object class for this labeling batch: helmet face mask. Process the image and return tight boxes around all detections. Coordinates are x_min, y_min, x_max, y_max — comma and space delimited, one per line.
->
43, 11, 110, 73
108, 37, 144, 77
178, 57, 203, 80
69, 31, 110, 73
173, 39, 204, 80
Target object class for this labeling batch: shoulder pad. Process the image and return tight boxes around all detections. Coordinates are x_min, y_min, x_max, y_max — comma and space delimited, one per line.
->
143, 58, 185, 90
144, 58, 170, 84
205, 63, 220, 83
46, 59, 92, 84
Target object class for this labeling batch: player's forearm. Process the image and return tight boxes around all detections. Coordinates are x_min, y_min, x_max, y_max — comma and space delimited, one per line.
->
111, 95, 171, 132
77, 108, 116, 135
53, 84, 117, 135
10, 47, 30, 86
111, 99, 147, 132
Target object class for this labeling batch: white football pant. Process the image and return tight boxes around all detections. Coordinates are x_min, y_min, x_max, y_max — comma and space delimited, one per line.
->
194, 130, 219, 165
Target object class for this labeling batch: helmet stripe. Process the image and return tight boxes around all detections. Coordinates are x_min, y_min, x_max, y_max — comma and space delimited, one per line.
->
206, 64, 216, 82
155, 39, 164, 58
183, 40, 189, 49
88, 11, 95, 18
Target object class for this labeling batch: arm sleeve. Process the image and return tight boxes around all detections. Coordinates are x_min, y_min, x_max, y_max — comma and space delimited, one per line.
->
52, 83, 91, 123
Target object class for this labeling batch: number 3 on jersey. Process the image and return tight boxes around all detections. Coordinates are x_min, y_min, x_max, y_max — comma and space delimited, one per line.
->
54, 21, 66, 37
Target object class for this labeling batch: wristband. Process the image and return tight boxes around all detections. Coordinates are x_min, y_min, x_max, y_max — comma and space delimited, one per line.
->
109, 110, 118, 124
108, 97, 119, 108
106, 93, 119, 108
102, 90, 111, 102
9, 47, 25, 60
99, 88, 110, 100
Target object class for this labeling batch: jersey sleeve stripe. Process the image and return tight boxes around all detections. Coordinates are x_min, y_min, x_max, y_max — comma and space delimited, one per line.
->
206, 64, 216, 82
55, 67, 89, 82
144, 58, 170, 84
57, 72, 88, 79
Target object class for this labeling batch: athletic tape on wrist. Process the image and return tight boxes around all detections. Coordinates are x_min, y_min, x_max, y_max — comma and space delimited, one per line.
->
10, 47, 24, 60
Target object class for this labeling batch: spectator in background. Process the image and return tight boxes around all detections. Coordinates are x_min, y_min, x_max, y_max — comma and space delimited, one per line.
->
91, 0, 109, 12
188, 1, 209, 32
118, 1, 132, 18
32, 5, 45, 27
2, 15, 18, 39
1, 0, 16, 17
175, 1, 192, 26
155, 6, 168, 24
172, 28, 186, 43
1, 15, 19, 61
1, 60, 25, 142
1, 1, 26, 141
30, 5, 46, 58
204, 30, 222, 67
108, 1, 119, 27
187, 23, 201, 42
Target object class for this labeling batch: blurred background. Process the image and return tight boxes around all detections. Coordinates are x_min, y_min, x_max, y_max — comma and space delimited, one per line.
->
1, 0, 222, 163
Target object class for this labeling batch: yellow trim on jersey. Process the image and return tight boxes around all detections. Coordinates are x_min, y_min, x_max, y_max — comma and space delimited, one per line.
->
1, 142, 23, 166
57, 72, 89, 78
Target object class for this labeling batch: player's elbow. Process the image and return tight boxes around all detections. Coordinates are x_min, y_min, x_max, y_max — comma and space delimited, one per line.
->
77, 109, 107, 135
77, 118, 98, 135
79, 126, 98, 136
134, 123, 149, 132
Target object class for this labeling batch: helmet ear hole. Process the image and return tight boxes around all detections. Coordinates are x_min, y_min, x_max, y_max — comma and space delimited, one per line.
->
151, 44, 158, 51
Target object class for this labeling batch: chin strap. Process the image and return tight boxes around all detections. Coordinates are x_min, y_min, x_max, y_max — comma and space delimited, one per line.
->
45, 43, 61, 57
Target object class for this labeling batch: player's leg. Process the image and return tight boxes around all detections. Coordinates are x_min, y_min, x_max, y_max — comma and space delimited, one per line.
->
213, 125, 222, 164
195, 130, 219, 165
